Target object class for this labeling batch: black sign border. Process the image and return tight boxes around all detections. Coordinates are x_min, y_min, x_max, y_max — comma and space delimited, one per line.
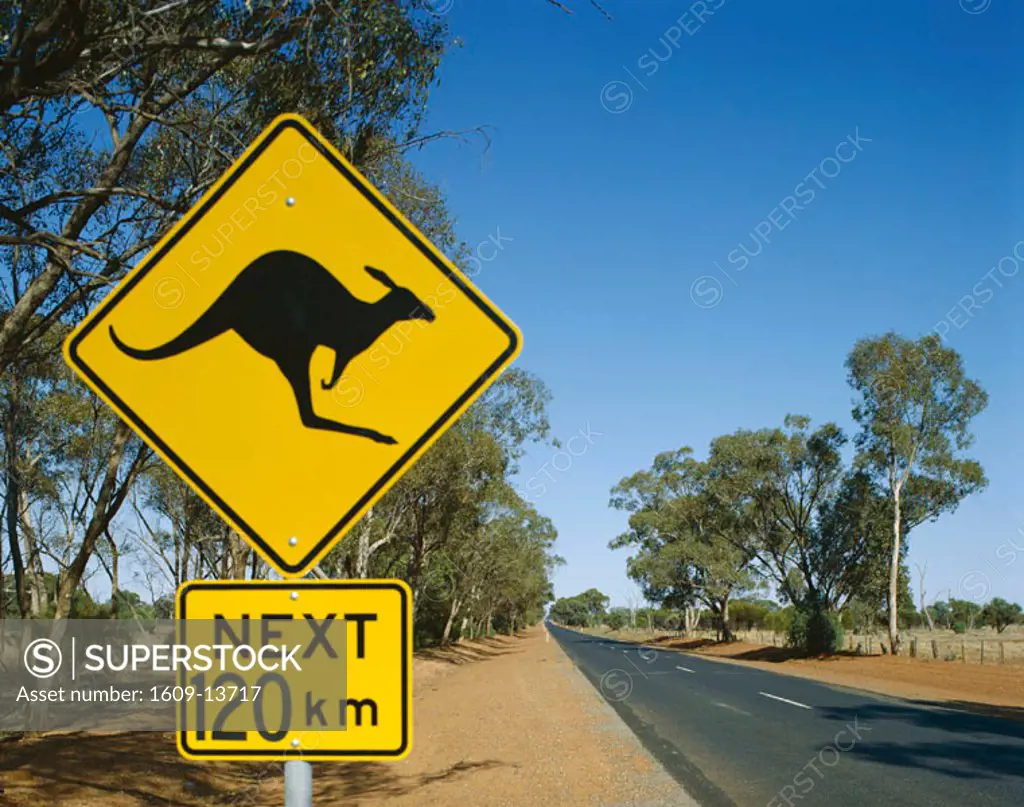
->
67, 117, 519, 575
177, 580, 410, 758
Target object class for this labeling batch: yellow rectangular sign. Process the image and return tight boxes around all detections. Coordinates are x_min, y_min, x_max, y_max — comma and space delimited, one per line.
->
64, 113, 521, 577
175, 579, 411, 761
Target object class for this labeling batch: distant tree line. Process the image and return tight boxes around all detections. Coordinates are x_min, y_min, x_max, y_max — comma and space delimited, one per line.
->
549, 591, 1022, 640
548, 588, 610, 627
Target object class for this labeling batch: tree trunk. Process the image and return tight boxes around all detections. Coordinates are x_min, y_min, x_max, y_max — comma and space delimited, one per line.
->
107, 529, 119, 618
916, 563, 935, 630
888, 484, 903, 655
4, 382, 28, 617
441, 598, 460, 645
225, 530, 250, 579
54, 422, 144, 619
5, 446, 28, 617
21, 492, 47, 617
356, 524, 371, 578
4, 382, 46, 618
720, 597, 733, 642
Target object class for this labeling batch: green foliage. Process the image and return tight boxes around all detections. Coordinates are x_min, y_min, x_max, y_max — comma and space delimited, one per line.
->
765, 605, 794, 635
953, 622, 967, 635
932, 600, 952, 629
609, 447, 754, 639
705, 416, 887, 612
549, 589, 609, 627
949, 599, 982, 630
980, 598, 1022, 633
111, 590, 156, 620
153, 597, 175, 619
730, 600, 772, 631
605, 609, 628, 631
788, 601, 844, 655
652, 608, 681, 630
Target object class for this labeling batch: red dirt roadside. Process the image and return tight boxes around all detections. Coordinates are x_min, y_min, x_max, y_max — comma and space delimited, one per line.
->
1, 627, 693, 807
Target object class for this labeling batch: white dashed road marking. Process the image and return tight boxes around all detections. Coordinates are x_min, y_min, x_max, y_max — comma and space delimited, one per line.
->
759, 691, 812, 710
714, 701, 752, 716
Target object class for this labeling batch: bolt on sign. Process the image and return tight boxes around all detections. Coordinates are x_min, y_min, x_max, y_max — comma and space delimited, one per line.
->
176, 580, 411, 761
63, 113, 522, 577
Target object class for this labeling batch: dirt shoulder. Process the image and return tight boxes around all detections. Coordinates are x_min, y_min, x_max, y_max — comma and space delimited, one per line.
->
1, 627, 692, 807
579, 628, 1024, 721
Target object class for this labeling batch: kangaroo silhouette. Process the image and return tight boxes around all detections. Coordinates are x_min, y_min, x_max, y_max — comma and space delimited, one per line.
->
109, 249, 436, 445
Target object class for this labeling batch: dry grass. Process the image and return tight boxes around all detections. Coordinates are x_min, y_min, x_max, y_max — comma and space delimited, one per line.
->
738, 626, 1024, 664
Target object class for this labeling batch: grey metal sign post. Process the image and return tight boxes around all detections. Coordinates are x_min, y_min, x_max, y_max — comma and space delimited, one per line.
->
279, 564, 314, 807
284, 760, 312, 806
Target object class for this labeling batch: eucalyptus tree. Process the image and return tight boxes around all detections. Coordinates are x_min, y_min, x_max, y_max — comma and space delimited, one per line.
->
846, 332, 987, 654
981, 598, 1022, 633
703, 416, 888, 612
610, 447, 754, 641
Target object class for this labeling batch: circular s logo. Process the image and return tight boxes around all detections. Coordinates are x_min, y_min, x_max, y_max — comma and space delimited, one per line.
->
24, 638, 63, 679
599, 668, 633, 702
422, 0, 455, 16
958, 570, 990, 602
330, 374, 365, 408
690, 276, 723, 308
960, 0, 991, 14
600, 81, 633, 114
152, 276, 185, 309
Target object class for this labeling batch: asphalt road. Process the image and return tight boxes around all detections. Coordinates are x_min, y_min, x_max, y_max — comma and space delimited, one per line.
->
547, 622, 1024, 807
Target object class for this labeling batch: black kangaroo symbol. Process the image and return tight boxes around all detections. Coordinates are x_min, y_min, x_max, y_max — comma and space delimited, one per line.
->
109, 249, 436, 445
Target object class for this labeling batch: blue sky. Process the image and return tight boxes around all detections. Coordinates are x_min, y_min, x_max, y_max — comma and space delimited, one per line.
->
409, 0, 1024, 608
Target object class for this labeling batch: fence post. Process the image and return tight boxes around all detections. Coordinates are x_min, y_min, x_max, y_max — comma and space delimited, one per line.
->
931, 639, 938, 660
980, 640, 985, 664
961, 640, 966, 662
910, 638, 917, 658
868, 636, 873, 655
1000, 642, 1005, 664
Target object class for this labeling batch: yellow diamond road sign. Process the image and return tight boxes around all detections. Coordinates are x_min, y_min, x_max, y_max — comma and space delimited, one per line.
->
64, 114, 521, 576
176, 579, 411, 761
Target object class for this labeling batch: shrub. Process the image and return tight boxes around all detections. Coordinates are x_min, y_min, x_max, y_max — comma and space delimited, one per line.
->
952, 621, 967, 634
605, 610, 628, 631
766, 606, 794, 636
788, 603, 844, 655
